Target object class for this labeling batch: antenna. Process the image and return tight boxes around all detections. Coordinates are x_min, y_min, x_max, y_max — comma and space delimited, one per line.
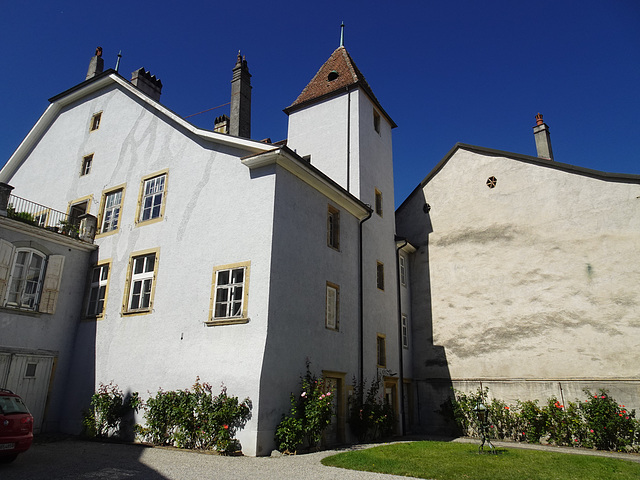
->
115, 50, 122, 72
340, 22, 345, 47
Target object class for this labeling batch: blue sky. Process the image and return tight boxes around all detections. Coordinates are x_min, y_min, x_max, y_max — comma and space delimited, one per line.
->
1, 1, 639, 207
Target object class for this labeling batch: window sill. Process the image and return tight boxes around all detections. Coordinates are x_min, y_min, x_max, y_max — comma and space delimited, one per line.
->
0, 306, 42, 317
122, 308, 153, 316
135, 216, 164, 227
205, 317, 250, 326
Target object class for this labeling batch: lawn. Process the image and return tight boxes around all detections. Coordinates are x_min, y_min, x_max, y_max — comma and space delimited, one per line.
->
320, 441, 640, 480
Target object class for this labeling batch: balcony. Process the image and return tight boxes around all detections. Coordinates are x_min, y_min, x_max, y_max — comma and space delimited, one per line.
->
0, 184, 96, 243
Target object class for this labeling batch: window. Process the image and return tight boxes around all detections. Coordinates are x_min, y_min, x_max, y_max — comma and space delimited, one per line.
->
90, 112, 102, 131
87, 263, 109, 317
67, 196, 92, 228
377, 334, 386, 367
375, 189, 383, 216
0, 240, 65, 314
326, 282, 339, 330
81, 154, 93, 176
402, 314, 409, 349
399, 255, 406, 287
209, 261, 250, 324
34, 211, 49, 227
100, 188, 123, 233
6, 249, 45, 310
25, 363, 37, 377
373, 109, 381, 134
123, 251, 158, 314
376, 261, 384, 291
327, 205, 340, 250
137, 172, 167, 224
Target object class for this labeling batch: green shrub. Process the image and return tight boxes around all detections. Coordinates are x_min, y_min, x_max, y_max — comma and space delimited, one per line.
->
274, 362, 334, 453
581, 389, 637, 451
348, 377, 395, 442
82, 382, 140, 438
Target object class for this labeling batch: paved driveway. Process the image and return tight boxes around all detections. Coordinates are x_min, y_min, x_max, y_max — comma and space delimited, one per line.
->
0, 439, 408, 480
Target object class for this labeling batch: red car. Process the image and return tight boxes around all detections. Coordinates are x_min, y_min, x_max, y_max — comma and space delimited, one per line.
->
0, 388, 34, 463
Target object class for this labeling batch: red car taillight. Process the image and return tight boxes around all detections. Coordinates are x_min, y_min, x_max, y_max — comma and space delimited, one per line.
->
20, 415, 34, 433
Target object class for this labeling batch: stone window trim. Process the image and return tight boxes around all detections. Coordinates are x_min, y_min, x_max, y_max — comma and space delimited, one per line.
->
207, 260, 250, 326
85, 260, 111, 319
325, 281, 339, 331
95, 184, 126, 239
121, 248, 160, 316
399, 255, 407, 287
66, 195, 93, 229
90, 112, 102, 132
0, 239, 64, 314
374, 189, 383, 217
81, 154, 93, 176
327, 204, 340, 251
376, 261, 385, 291
135, 170, 169, 227
402, 314, 409, 349
376, 333, 387, 368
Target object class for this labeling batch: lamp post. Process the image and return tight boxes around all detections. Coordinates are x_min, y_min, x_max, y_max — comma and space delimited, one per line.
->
473, 401, 495, 453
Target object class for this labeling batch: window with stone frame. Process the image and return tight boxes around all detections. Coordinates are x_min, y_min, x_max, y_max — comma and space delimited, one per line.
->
81, 154, 93, 176
100, 188, 123, 233
373, 109, 381, 134
326, 282, 339, 330
376, 261, 385, 291
209, 262, 250, 324
90, 112, 102, 132
327, 205, 340, 250
87, 263, 109, 317
399, 255, 407, 287
375, 189, 383, 217
138, 172, 167, 223
124, 252, 157, 313
377, 334, 386, 367
402, 314, 409, 349
0, 240, 64, 314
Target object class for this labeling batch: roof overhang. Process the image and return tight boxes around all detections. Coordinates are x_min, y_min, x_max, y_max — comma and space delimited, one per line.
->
0, 70, 273, 183
242, 146, 371, 219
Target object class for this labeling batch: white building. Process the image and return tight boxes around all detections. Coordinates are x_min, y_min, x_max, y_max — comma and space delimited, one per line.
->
0, 47, 404, 455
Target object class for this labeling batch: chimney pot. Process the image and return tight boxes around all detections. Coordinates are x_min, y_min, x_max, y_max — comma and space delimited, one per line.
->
130, 68, 163, 102
86, 47, 104, 80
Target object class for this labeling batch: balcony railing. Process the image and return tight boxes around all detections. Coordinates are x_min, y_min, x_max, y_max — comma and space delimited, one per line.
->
6, 194, 80, 238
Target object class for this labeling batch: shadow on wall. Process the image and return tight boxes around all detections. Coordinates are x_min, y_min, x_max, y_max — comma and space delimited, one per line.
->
407, 200, 458, 437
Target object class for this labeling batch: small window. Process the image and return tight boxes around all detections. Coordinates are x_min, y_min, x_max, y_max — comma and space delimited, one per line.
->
373, 109, 381, 134
402, 314, 409, 349
326, 282, 339, 330
377, 334, 386, 367
25, 363, 37, 377
486, 176, 497, 189
327, 205, 340, 250
68, 200, 89, 230
327, 70, 339, 81
376, 261, 384, 291
87, 263, 109, 317
375, 189, 383, 217
81, 154, 93, 176
123, 251, 158, 314
399, 255, 406, 287
100, 189, 123, 233
209, 261, 250, 324
138, 172, 167, 224
90, 112, 102, 131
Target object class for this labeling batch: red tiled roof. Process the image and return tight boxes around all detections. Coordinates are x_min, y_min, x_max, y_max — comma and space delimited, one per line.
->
284, 47, 396, 127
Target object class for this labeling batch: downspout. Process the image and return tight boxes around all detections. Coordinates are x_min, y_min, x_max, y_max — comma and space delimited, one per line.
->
358, 207, 373, 401
396, 237, 408, 435
346, 86, 351, 193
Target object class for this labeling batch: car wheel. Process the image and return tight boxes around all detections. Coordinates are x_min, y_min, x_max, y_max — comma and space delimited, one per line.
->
0, 454, 19, 464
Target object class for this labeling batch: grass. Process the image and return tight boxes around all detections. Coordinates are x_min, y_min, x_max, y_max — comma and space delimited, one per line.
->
321, 441, 640, 480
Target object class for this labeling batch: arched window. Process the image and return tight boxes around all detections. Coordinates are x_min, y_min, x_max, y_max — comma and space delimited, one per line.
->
7, 248, 46, 309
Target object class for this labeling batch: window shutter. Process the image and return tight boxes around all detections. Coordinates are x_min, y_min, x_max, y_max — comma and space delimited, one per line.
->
39, 255, 65, 314
0, 239, 16, 305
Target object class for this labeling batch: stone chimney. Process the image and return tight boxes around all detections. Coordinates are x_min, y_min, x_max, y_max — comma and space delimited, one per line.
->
86, 47, 104, 80
214, 115, 230, 134
533, 113, 554, 161
230, 52, 252, 138
131, 68, 163, 102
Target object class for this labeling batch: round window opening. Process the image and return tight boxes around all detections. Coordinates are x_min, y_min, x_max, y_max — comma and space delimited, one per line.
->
327, 70, 339, 81
486, 176, 497, 188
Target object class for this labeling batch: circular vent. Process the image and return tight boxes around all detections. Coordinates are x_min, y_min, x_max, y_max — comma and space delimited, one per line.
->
486, 176, 497, 188
327, 70, 339, 81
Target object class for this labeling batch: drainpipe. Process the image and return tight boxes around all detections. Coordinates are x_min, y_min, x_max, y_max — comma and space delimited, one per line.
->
396, 236, 408, 435
358, 207, 373, 401
346, 86, 351, 193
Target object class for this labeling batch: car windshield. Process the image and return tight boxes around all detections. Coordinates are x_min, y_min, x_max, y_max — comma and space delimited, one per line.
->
0, 395, 30, 415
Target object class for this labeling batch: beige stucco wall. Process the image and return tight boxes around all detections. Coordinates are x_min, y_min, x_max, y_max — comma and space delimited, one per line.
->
397, 147, 640, 431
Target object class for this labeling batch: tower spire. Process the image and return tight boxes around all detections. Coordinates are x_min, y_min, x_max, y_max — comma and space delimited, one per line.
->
340, 22, 344, 47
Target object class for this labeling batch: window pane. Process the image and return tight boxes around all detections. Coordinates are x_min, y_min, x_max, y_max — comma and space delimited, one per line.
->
217, 270, 230, 285
134, 257, 144, 274
231, 268, 244, 284
145, 254, 155, 273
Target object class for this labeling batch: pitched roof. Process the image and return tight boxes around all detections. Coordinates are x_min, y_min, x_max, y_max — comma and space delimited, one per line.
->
396, 143, 640, 213
284, 46, 396, 128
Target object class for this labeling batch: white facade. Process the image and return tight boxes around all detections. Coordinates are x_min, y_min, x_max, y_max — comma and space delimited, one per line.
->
396, 144, 640, 433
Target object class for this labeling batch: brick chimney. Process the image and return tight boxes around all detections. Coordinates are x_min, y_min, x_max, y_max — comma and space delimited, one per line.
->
131, 68, 163, 102
533, 113, 554, 161
86, 47, 104, 80
230, 52, 251, 138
